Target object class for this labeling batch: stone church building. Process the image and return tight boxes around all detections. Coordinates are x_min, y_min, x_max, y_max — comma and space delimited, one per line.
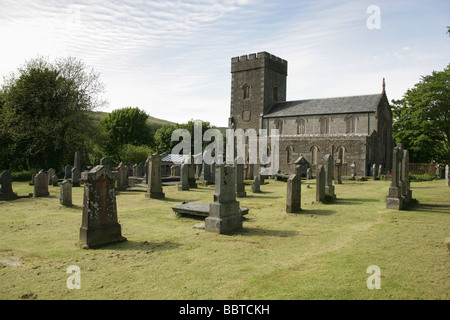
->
228, 51, 393, 177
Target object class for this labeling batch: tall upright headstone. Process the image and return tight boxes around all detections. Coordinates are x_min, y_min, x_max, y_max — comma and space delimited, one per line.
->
252, 176, 261, 193
100, 157, 112, 171
205, 164, 243, 234
402, 149, 412, 203
188, 155, 198, 188
351, 161, 357, 179
34, 170, 49, 197
324, 154, 335, 199
178, 163, 190, 191
64, 165, 73, 180
316, 165, 325, 202
145, 154, 165, 199
335, 159, 342, 184
386, 144, 404, 210
74, 151, 81, 170
0, 170, 17, 200
286, 166, 302, 213
47, 168, 56, 185
60, 180, 72, 206
306, 168, 312, 180
235, 158, 246, 197
79, 165, 126, 248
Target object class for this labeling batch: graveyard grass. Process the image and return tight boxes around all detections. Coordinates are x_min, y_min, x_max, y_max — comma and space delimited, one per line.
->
0, 179, 449, 300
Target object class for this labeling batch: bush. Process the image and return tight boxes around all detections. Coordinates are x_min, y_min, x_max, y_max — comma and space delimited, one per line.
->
409, 173, 437, 182
117, 144, 153, 165
10, 169, 39, 182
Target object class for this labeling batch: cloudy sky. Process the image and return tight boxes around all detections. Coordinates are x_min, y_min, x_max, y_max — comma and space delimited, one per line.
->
0, 0, 449, 127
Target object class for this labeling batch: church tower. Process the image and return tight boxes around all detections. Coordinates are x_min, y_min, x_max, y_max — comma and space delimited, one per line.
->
229, 52, 288, 132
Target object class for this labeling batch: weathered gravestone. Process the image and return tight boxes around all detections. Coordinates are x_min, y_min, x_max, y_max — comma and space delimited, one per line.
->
64, 165, 73, 180
335, 159, 342, 184
235, 158, 246, 198
205, 164, 243, 234
386, 144, 413, 210
402, 149, 412, 204
286, 166, 302, 213
351, 161, 357, 179
60, 180, 72, 206
178, 163, 190, 191
0, 170, 17, 200
252, 176, 261, 193
200, 161, 214, 186
116, 163, 128, 191
34, 170, 49, 197
100, 157, 112, 171
306, 168, 313, 180
372, 164, 378, 180
72, 167, 81, 187
74, 151, 81, 170
47, 168, 56, 185
188, 155, 198, 188
79, 165, 126, 248
145, 154, 165, 199
324, 154, 336, 199
316, 165, 325, 203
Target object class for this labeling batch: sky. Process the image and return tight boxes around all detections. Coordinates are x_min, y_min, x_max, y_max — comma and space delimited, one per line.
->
0, 0, 449, 127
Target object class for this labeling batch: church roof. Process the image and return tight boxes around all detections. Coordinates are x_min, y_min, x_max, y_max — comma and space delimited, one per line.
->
264, 93, 382, 118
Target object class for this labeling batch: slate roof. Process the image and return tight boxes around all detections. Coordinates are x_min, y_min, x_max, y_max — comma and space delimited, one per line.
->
264, 93, 382, 118
161, 154, 190, 164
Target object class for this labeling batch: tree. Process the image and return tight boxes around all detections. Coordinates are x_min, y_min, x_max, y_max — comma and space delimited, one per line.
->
391, 64, 450, 163
99, 107, 154, 162
0, 56, 105, 170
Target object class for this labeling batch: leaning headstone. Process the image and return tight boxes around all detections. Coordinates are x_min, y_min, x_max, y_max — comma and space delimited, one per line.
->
145, 154, 165, 199
316, 165, 325, 202
72, 167, 81, 187
286, 166, 301, 213
446, 165, 450, 187
60, 180, 72, 206
79, 165, 126, 248
235, 157, 246, 198
324, 154, 335, 199
34, 170, 49, 197
178, 163, 190, 191
386, 144, 404, 210
0, 170, 17, 200
252, 176, 261, 193
205, 164, 243, 234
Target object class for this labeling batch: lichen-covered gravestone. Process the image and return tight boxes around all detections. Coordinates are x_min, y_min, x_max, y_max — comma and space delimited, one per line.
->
79, 165, 126, 248
235, 158, 246, 198
60, 180, 72, 206
205, 164, 243, 234
324, 154, 335, 199
145, 154, 165, 199
316, 165, 325, 202
286, 166, 301, 213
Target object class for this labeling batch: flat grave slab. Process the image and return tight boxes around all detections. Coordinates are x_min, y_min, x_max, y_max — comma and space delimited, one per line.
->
171, 202, 249, 217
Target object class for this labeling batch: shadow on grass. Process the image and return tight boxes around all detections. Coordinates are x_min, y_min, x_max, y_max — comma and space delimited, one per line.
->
97, 239, 183, 252
238, 227, 300, 238
409, 202, 450, 215
331, 198, 380, 205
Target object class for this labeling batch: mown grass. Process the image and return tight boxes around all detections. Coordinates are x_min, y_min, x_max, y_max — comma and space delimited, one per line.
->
0, 178, 449, 300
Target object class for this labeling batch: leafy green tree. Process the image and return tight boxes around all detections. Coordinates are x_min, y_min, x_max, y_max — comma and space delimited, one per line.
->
391, 63, 450, 163
154, 124, 177, 153
0, 56, 105, 170
99, 107, 154, 162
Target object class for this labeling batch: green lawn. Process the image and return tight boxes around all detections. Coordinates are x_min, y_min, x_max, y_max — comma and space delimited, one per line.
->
0, 178, 449, 300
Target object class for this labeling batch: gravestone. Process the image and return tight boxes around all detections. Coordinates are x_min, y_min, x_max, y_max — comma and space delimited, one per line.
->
306, 168, 312, 180
334, 159, 342, 184
60, 180, 72, 206
200, 161, 214, 186
72, 167, 81, 187
79, 165, 126, 248
100, 157, 112, 171
379, 164, 383, 177
34, 170, 49, 197
178, 163, 190, 191
188, 155, 198, 188
74, 151, 81, 170
324, 154, 335, 199
116, 163, 128, 191
235, 158, 246, 198
52, 175, 58, 186
205, 164, 243, 234
0, 170, 17, 200
402, 149, 412, 203
316, 165, 325, 202
446, 165, 449, 187
386, 144, 404, 210
64, 165, 73, 180
30, 174, 36, 186
47, 168, 56, 185
372, 164, 378, 180
143, 158, 149, 184
252, 176, 261, 193
286, 166, 301, 213
351, 161, 356, 179
145, 154, 165, 199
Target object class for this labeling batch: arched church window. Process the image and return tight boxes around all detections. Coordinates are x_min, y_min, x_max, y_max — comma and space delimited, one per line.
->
345, 116, 356, 133
320, 117, 330, 134
297, 118, 306, 135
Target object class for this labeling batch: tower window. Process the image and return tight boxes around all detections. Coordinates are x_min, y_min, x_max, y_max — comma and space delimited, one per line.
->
243, 84, 250, 100
273, 86, 279, 102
